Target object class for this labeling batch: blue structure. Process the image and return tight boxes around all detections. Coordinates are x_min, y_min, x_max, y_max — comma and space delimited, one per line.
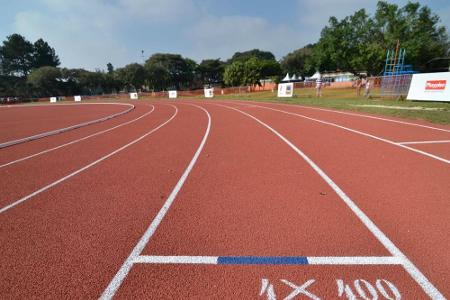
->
381, 46, 417, 97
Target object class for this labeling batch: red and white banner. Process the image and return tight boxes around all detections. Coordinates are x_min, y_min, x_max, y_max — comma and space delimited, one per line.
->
407, 72, 450, 102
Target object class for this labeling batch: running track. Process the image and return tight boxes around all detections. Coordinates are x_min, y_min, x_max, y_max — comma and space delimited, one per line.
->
0, 100, 449, 299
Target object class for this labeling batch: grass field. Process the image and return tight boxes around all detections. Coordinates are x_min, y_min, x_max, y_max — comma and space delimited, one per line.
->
206, 88, 450, 125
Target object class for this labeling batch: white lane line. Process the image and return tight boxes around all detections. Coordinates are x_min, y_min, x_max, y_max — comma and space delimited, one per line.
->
307, 256, 403, 265
0, 105, 177, 215
397, 140, 450, 145
133, 256, 402, 265
216, 104, 445, 300
229, 102, 450, 165
0, 103, 135, 149
234, 100, 450, 133
100, 104, 211, 300
0, 105, 155, 169
134, 255, 218, 264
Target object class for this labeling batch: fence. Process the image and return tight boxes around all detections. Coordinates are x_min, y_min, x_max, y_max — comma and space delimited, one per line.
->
5, 76, 414, 104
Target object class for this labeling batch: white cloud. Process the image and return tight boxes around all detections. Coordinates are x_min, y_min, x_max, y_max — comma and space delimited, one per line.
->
119, 0, 197, 22
12, 0, 199, 69
14, 10, 129, 70
185, 15, 302, 60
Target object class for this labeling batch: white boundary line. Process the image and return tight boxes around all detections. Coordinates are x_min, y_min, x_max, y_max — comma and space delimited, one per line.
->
0, 105, 155, 169
135, 255, 218, 264
227, 102, 450, 165
133, 255, 403, 265
215, 104, 444, 300
0, 103, 135, 149
0, 105, 178, 215
233, 100, 450, 133
397, 140, 450, 145
100, 104, 211, 300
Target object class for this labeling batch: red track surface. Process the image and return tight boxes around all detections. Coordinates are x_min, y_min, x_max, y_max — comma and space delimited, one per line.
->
0, 103, 130, 144
0, 100, 448, 299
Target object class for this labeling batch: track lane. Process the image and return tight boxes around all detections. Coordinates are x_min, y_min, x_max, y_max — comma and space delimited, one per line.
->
0, 104, 208, 299
0, 102, 148, 165
225, 101, 450, 164
232, 100, 450, 142
0, 104, 155, 169
141, 103, 387, 257
110, 103, 432, 298
0, 103, 133, 146
0, 103, 168, 210
219, 101, 449, 298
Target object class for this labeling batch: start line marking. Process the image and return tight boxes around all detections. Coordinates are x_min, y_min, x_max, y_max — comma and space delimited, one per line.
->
133, 255, 403, 265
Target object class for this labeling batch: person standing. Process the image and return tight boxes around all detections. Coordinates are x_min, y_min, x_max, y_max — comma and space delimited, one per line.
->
365, 79, 371, 98
356, 78, 362, 96
316, 76, 322, 98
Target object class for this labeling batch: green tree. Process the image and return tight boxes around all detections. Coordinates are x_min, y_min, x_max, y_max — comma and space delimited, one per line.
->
107, 63, 114, 74
223, 61, 245, 86
115, 63, 147, 92
374, 1, 449, 71
243, 57, 263, 86
144, 53, 196, 90
229, 49, 276, 63
310, 1, 449, 75
27, 66, 62, 96
146, 64, 170, 91
280, 45, 315, 77
32, 38, 60, 69
197, 59, 225, 85
0, 34, 34, 76
260, 59, 282, 78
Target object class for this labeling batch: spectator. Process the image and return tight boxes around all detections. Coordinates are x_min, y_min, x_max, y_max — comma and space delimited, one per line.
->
365, 79, 371, 98
356, 78, 362, 96
316, 77, 322, 98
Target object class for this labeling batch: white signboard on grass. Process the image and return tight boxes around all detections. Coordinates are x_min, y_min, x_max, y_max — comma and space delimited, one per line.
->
74, 95, 82, 102
129, 92, 138, 100
204, 88, 214, 98
407, 72, 450, 102
169, 90, 177, 99
50, 97, 57, 103
277, 83, 294, 97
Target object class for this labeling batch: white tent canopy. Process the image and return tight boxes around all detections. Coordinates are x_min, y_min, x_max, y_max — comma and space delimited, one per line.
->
310, 71, 321, 79
282, 73, 290, 82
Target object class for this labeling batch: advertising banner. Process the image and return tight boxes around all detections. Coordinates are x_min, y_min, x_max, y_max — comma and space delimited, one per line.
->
204, 88, 214, 98
169, 90, 178, 99
277, 83, 294, 97
407, 72, 450, 102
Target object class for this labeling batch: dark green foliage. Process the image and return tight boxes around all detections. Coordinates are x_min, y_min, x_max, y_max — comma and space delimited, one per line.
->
0, 34, 34, 76
144, 53, 196, 90
197, 59, 225, 85
32, 39, 60, 69
306, 1, 449, 75
229, 49, 276, 63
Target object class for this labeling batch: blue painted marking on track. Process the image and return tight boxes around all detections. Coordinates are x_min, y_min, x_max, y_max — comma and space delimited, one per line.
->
217, 256, 309, 265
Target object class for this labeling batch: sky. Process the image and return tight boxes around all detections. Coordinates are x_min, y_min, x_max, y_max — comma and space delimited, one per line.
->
1, 0, 449, 70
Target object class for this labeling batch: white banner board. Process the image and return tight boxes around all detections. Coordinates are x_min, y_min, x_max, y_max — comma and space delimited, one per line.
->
50, 97, 57, 103
169, 90, 177, 99
277, 83, 294, 97
407, 72, 450, 102
74, 95, 82, 102
129, 92, 138, 100
204, 88, 214, 98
